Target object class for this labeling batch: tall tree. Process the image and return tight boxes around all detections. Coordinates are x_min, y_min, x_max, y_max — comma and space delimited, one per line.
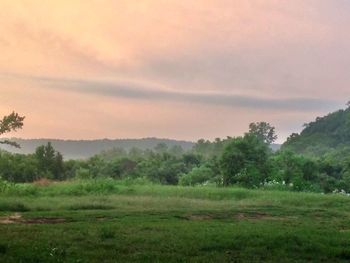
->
220, 134, 270, 187
248, 122, 277, 145
0, 112, 25, 148
35, 142, 64, 180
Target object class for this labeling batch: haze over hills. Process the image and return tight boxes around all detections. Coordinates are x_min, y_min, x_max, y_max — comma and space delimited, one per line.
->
0, 137, 281, 160
0, 138, 195, 160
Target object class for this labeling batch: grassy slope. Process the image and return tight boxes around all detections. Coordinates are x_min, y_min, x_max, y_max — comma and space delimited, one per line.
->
1, 181, 350, 262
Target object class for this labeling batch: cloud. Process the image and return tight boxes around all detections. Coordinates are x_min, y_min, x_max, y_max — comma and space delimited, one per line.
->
1, 0, 349, 101
0, 1, 349, 141
0, 73, 339, 112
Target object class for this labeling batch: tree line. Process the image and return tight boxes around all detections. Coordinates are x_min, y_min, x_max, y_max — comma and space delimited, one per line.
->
1, 111, 350, 193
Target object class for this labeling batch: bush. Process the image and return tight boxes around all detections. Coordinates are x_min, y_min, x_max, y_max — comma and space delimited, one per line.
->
0, 177, 11, 193
75, 168, 92, 180
179, 166, 214, 186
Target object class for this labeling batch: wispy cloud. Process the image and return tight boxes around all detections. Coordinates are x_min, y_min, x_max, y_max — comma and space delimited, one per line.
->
0, 73, 338, 112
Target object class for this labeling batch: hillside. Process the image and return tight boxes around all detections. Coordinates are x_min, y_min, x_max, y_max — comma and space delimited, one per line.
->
282, 106, 350, 157
0, 138, 194, 159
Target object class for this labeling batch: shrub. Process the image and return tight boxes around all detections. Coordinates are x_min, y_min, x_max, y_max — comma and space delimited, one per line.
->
75, 168, 92, 180
0, 176, 12, 193
179, 166, 214, 186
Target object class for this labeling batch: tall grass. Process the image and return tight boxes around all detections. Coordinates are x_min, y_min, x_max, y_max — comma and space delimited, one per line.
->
1, 178, 349, 208
0, 177, 261, 201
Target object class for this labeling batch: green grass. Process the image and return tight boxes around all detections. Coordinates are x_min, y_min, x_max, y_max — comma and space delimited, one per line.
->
1, 179, 350, 262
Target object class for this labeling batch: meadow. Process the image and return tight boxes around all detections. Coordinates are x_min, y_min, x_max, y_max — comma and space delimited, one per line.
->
1, 179, 350, 262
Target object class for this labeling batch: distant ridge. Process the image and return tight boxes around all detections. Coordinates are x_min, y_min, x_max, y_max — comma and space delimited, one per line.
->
0, 138, 195, 159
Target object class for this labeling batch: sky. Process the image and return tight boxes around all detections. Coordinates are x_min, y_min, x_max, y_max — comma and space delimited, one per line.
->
0, 0, 349, 143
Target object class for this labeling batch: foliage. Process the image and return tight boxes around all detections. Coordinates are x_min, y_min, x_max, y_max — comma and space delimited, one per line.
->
248, 121, 277, 144
0, 152, 39, 182
2, 114, 350, 194
220, 134, 271, 187
0, 143, 68, 183
283, 106, 350, 156
35, 142, 64, 180
0, 112, 25, 148
0, 176, 13, 193
179, 165, 215, 186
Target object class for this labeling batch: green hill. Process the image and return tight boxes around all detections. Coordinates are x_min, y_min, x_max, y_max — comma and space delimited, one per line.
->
282, 106, 350, 157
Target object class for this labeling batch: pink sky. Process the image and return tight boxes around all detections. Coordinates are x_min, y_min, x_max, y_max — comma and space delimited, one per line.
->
0, 0, 349, 142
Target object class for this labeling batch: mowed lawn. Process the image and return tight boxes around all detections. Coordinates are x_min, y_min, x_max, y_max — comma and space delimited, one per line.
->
1, 181, 350, 262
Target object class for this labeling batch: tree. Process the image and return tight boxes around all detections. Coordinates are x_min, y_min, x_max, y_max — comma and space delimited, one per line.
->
220, 134, 270, 187
35, 142, 64, 180
169, 145, 184, 157
0, 112, 25, 148
248, 122, 277, 145
193, 139, 213, 158
281, 107, 350, 156
154, 143, 168, 154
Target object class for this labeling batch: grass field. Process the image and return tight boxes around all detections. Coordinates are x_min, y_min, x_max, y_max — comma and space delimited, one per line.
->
1, 180, 350, 262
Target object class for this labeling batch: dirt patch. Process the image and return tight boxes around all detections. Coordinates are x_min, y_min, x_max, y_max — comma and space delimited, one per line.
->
23, 218, 68, 224
235, 212, 278, 220
0, 213, 22, 224
180, 212, 295, 221
235, 212, 297, 221
0, 213, 69, 225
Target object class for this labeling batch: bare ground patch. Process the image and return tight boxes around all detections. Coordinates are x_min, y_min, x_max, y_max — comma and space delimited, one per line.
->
0, 213, 22, 224
0, 213, 69, 225
234, 212, 296, 221
179, 212, 296, 221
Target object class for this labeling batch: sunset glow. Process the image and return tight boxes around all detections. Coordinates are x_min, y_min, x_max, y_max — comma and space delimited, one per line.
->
1, 0, 349, 142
